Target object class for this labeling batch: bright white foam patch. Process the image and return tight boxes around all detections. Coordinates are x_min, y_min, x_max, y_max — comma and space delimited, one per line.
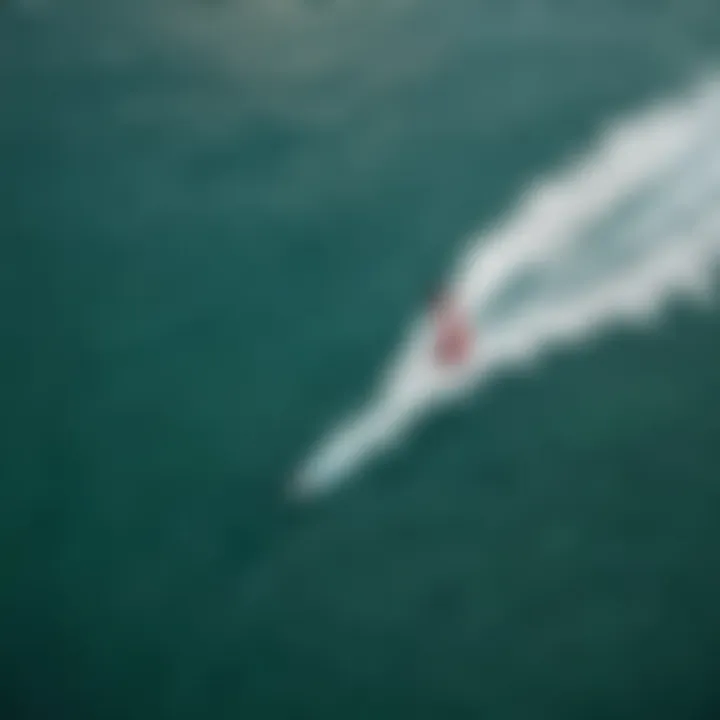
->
289, 74, 720, 500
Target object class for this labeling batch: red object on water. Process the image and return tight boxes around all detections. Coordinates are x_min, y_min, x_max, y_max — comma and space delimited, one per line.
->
432, 293, 473, 366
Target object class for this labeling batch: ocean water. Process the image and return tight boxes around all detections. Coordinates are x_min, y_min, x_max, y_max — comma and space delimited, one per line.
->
2, 1, 720, 718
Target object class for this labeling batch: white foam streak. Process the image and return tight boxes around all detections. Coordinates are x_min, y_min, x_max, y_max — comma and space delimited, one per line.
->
456, 77, 720, 311
290, 75, 720, 500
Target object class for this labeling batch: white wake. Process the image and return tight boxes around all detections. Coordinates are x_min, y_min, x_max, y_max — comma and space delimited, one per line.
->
290, 73, 720, 499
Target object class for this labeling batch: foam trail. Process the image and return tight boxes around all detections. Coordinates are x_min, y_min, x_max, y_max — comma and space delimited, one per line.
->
290, 75, 720, 500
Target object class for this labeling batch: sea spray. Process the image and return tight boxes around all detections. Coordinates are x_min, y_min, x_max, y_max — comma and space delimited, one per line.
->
290, 75, 720, 500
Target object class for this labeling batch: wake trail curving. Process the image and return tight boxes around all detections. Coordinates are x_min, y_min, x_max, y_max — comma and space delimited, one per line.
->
289, 73, 720, 500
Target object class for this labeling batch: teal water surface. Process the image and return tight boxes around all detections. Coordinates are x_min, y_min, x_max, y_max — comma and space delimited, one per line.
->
2, 2, 720, 718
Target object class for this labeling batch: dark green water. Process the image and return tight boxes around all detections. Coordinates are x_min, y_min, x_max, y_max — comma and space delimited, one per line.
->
2, 2, 720, 718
